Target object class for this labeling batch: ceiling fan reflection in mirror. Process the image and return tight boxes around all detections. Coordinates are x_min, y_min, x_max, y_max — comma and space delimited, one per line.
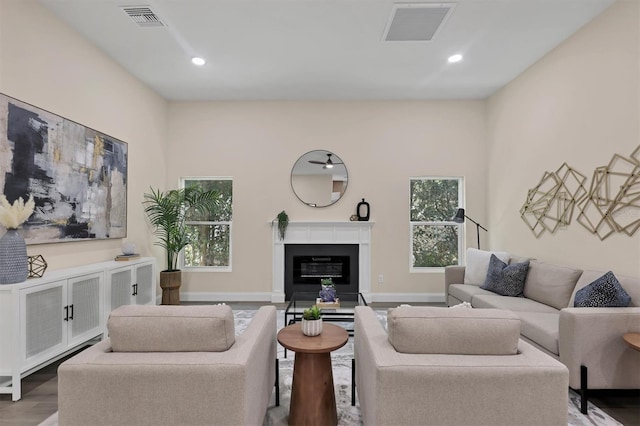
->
308, 153, 344, 169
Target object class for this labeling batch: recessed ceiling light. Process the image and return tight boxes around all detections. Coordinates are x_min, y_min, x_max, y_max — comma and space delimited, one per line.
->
448, 54, 463, 63
191, 57, 206, 66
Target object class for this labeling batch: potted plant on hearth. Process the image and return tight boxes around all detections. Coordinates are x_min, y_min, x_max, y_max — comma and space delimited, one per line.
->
301, 305, 323, 336
143, 187, 220, 305
319, 277, 337, 302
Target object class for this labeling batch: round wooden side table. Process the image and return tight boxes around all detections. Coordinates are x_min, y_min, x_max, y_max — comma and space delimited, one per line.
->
277, 323, 348, 426
623, 332, 640, 351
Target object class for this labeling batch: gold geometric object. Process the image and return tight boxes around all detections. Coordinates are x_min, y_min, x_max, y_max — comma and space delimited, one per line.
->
27, 255, 48, 278
520, 163, 587, 238
576, 145, 640, 240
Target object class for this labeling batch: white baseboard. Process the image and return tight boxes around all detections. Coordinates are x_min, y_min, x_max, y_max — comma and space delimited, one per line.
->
162, 291, 446, 304
178, 292, 274, 302
370, 293, 446, 303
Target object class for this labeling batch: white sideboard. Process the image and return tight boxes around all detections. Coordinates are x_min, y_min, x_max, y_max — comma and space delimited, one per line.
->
0, 257, 156, 401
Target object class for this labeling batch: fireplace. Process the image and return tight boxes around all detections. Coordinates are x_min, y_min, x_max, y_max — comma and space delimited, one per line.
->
271, 221, 372, 303
285, 244, 359, 300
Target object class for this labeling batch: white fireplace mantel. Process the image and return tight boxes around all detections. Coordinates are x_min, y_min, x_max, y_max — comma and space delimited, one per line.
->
271, 221, 373, 303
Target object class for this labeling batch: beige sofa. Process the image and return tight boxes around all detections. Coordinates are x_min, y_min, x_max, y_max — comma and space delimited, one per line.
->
354, 306, 569, 426
445, 258, 640, 413
58, 304, 277, 426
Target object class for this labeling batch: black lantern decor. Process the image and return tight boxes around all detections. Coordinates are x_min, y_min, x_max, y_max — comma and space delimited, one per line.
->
357, 198, 370, 221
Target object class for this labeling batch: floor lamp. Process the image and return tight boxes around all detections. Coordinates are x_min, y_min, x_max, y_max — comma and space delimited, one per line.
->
452, 208, 488, 249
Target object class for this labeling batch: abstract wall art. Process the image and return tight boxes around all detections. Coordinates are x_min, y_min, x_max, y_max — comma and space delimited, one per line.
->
0, 93, 127, 244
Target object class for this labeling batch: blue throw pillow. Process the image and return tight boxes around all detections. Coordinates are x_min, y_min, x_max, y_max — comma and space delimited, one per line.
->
481, 254, 529, 297
574, 271, 631, 307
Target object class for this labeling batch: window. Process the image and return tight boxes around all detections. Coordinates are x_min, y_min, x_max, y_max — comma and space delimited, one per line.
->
410, 177, 463, 270
180, 177, 232, 270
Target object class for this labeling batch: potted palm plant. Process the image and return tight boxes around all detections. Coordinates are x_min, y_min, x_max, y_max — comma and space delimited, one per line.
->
143, 187, 220, 304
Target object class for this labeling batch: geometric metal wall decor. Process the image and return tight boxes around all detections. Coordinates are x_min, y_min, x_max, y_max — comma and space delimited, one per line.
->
27, 255, 48, 278
576, 145, 640, 240
520, 163, 587, 238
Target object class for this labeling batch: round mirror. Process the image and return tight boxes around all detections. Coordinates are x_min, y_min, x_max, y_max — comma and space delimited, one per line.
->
291, 150, 348, 207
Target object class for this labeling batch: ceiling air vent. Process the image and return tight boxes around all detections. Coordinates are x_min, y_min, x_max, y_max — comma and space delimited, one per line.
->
383, 3, 455, 42
122, 6, 166, 28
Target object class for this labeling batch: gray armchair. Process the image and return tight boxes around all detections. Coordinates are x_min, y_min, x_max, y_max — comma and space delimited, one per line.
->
58, 304, 277, 426
354, 306, 569, 426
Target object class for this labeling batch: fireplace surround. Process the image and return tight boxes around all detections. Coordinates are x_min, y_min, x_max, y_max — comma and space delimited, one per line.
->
271, 221, 372, 302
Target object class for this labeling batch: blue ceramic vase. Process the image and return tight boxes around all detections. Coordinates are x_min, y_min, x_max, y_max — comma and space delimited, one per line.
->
0, 229, 29, 284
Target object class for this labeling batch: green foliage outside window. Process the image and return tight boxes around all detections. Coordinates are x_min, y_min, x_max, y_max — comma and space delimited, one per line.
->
412, 224, 459, 267
410, 178, 462, 268
183, 178, 233, 268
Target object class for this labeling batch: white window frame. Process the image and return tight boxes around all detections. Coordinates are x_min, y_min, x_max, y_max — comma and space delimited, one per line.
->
409, 176, 465, 273
179, 176, 232, 272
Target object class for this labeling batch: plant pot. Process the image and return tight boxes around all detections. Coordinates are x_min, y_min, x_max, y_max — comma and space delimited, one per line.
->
301, 318, 323, 336
319, 285, 336, 302
160, 270, 181, 305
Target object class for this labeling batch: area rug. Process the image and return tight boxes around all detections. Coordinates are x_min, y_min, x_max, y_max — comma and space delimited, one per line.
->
249, 310, 622, 426
40, 309, 621, 426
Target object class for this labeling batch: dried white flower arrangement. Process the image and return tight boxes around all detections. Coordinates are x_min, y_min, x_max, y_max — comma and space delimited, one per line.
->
0, 195, 35, 229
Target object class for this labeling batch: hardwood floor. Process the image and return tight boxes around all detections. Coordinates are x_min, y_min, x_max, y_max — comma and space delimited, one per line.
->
1, 302, 638, 426
588, 389, 640, 426
0, 354, 66, 425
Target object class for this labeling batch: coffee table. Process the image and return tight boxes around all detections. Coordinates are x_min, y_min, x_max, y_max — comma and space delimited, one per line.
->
284, 291, 368, 331
283, 292, 367, 358
277, 323, 348, 426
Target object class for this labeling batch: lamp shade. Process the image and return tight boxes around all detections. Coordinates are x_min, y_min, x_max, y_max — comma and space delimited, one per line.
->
452, 208, 465, 223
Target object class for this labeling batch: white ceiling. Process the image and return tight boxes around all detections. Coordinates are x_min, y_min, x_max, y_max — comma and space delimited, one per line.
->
38, 0, 615, 101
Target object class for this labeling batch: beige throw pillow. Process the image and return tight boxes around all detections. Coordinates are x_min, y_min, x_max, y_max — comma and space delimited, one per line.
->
523, 260, 583, 310
108, 304, 236, 352
387, 306, 520, 355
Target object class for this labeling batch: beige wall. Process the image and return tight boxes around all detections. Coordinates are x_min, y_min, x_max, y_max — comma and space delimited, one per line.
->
5, 0, 636, 302
0, 0, 168, 270
167, 101, 486, 299
486, 0, 640, 277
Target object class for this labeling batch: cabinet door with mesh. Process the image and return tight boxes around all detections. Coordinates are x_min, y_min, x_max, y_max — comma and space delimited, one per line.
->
134, 262, 154, 305
68, 272, 104, 346
20, 281, 67, 368
108, 268, 134, 312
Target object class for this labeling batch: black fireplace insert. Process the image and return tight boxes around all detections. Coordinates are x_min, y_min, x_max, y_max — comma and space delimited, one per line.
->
284, 244, 359, 300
